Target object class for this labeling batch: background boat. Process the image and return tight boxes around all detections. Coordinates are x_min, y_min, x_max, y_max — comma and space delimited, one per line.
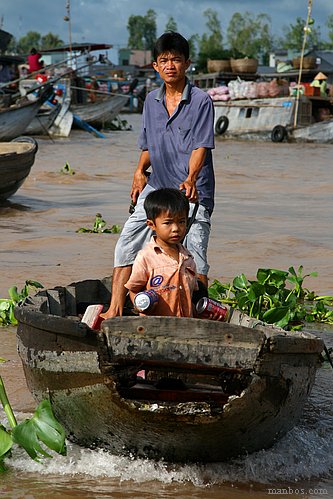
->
0, 84, 53, 141
25, 103, 61, 135
0, 136, 38, 201
70, 93, 128, 128
213, 94, 333, 143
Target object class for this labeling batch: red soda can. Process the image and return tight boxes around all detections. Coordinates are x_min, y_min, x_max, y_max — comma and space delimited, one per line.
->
196, 297, 229, 321
134, 289, 159, 312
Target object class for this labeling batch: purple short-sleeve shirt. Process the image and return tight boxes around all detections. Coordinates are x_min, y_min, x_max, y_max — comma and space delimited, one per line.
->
138, 79, 215, 214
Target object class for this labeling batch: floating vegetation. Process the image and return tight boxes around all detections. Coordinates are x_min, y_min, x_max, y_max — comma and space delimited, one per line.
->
60, 161, 75, 175
209, 266, 333, 330
0, 374, 66, 472
0, 280, 44, 327
103, 116, 132, 131
76, 213, 121, 234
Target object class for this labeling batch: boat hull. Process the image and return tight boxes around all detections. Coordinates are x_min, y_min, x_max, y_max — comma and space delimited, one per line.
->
15, 277, 324, 462
0, 139, 38, 200
70, 94, 128, 128
0, 86, 53, 141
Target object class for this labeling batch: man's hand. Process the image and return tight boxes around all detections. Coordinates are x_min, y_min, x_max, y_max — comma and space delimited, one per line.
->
179, 179, 198, 202
131, 169, 148, 204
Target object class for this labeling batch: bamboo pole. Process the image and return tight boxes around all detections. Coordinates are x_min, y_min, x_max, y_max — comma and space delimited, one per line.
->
293, 0, 313, 129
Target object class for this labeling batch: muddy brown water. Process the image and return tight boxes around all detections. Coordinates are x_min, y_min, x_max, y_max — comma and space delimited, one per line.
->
1, 114, 333, 498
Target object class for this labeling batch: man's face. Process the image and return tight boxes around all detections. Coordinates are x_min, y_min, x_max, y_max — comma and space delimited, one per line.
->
153, 51, 190, 84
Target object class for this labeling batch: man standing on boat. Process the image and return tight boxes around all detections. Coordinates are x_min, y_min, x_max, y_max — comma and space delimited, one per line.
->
101, 31, 215, 318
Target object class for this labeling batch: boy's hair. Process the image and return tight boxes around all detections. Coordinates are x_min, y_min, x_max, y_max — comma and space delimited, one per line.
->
144, 188, 189, 221
153, 32, 190, 61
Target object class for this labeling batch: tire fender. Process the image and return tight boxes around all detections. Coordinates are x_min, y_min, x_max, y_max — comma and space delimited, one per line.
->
271, 125, 287, 143
215, 115, 229, 135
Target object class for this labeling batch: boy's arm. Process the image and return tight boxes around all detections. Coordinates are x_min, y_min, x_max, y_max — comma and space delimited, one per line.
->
125, 253, 149, 295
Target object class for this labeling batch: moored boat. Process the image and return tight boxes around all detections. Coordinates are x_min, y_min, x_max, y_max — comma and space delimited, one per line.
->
15, 277, 324, 463
0, 136, 38, 201
0, 84, 53, 141
70, 93, 128, 129
25, 103, 61, 135
213, 94, 333, 143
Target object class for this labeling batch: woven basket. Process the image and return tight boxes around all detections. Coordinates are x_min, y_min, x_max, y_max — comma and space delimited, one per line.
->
292, 56, 316, 69
207, 59, 231, 73
230, 58, 258, 74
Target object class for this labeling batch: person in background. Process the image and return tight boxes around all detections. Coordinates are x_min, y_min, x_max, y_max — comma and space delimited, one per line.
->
27, 47, 43, 73
101, 31, 215, 319
125, 188, 198, 317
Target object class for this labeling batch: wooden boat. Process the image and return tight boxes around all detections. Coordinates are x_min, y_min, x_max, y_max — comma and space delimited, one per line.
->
25, 103, 61, 135
20, 78, 73, 138
15, 277, 324, 463
208, 80, 333, 143
213, 94, 333, 143
0, 84, 53, 141
70, 94, 128, 129
0, 137, 38, 200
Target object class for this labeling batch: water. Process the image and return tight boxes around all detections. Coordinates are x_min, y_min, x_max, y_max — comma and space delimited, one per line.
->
1, 114, 333, 497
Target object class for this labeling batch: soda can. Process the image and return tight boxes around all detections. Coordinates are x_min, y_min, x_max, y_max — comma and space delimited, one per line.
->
196, 297, 229, 321
134, 289, 159, 312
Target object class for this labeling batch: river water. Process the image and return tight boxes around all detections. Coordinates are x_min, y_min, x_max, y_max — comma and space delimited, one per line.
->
1, 114, 333, 498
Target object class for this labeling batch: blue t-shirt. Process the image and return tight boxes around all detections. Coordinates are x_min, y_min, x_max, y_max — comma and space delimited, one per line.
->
138, 80, 215, 214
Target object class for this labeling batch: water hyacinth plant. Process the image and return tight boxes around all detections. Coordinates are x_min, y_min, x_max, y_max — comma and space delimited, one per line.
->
76, 213, 121, 234
208, 266, 333, 330
0, 280, 44, 327
0, 371, 66, 472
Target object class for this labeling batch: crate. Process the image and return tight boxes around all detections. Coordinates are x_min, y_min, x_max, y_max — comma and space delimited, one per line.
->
303, 85, 320, 97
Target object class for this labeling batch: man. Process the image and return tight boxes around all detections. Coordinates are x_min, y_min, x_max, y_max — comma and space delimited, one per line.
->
101, 31, 215, 318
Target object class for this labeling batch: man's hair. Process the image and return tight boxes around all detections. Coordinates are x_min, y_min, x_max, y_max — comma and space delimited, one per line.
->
144, 188, 189, 221
153, 32, 190, 61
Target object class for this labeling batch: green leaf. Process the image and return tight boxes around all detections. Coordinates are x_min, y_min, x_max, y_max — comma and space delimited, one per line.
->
263, 306, 290, 327
12, 399, 66, 461
7, 286, 20, 302
248, 282, 265, 301
0, 424, 13, 457
233, 274, 248, 290
0, 424, 13, 471
26, 280, 44, 290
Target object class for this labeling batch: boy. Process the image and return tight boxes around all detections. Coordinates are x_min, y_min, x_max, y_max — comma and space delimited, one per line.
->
125, 188, 198, 317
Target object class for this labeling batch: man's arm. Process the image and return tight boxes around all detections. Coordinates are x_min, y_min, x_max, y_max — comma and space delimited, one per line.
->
179, 147, 207, 202
130, 150, 151, 204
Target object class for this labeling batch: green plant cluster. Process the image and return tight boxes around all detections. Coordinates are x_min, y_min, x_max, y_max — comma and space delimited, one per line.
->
0, 281, 44, 327
0, 371, 66, 472
76, 213, 121, 234
60, 161, 75, 175
208, 266, 333, 330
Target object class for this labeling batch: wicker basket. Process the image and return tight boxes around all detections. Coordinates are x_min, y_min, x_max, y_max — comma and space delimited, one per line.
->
292, 56, 316, 69
207, 59, 231, 73
230, 58, 258, 74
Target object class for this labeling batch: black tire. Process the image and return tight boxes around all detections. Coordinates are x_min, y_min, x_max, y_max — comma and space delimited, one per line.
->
271, 125, 287, 143
215, 115, 229, 135
11, 136, 38, 153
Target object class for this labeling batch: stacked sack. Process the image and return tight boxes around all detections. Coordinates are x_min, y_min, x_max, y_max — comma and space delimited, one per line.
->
207, 78, 291, 101
207, 86, 230, 101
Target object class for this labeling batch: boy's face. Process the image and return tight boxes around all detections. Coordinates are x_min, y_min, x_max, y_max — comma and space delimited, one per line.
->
147, 210, 187, 246
153, 51, 190, 85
